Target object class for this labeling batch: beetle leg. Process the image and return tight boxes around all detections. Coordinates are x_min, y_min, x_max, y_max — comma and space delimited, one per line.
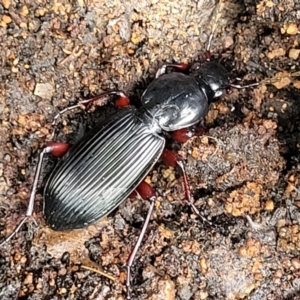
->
176, 160, 212, 225
78, 91, 130, 109
0, 142, 70, 247
161, 149, 212, 225
27, 142, 70, 216
51, 91, 130, 128
126, 181, 156, 300
230, 82, 260, 89
172, 125, 207, 143
155, 63, 189, 78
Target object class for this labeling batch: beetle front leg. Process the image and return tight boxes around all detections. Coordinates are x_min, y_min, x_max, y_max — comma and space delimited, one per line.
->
0, 142, 70, 247
79, 90, 130, 109
126, 181, 156, 300
155, 63, 189, 78
171, 125, 207, 143
52, 90, 130, 128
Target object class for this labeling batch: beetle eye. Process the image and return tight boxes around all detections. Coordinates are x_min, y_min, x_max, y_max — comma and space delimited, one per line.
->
214, 90, 223, 97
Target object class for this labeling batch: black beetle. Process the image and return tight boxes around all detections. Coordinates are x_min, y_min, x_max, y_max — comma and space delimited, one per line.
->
44, 60, 230, 231
46, 60, 234, 298
2, 57, 244, 299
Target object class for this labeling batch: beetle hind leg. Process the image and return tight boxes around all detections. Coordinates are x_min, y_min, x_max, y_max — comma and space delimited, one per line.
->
0, 142, 70, 247
125, 181, 156, 300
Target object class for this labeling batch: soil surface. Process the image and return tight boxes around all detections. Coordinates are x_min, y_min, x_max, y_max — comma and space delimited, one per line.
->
1, 0, 300, 299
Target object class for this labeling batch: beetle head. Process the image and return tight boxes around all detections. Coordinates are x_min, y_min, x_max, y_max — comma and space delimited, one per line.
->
191, 61, 230, 100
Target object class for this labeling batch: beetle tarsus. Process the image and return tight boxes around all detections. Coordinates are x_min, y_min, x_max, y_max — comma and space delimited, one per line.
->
51, 103, 83, 127
0, 217, 28, 247
126, 265, 132, 300
0, 143, 71, 247
26, 148, 49, 217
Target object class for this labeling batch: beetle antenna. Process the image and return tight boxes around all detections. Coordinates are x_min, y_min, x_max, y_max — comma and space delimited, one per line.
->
206, 32, 214, 55
230, 70, 300, 90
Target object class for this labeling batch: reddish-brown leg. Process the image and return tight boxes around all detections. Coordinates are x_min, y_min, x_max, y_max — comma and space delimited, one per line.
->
126, 181, 156, 300
126, 147, 211, 297
0, 142, 70, 247
52, 91, 130, 129
79, 91, 130, 109
161, 149, 212, 225
155, 63, 189, 78
171, 126, 207, 143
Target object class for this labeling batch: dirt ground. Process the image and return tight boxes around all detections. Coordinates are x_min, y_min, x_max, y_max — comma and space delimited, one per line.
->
1, 0, 300, 299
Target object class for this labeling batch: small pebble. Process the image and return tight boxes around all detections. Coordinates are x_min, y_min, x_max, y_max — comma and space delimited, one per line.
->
289, 48, 300, 60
